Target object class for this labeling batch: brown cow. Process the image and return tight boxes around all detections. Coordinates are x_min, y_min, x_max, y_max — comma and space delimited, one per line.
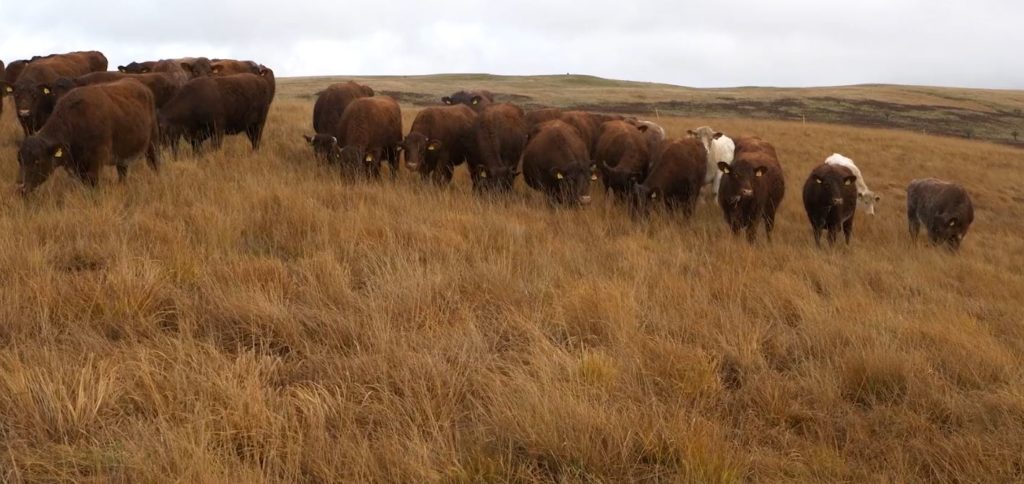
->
331, 96, 403, 178
312, 81, 374, 135
401, 105, 476, 184
907, 178, 974, 252
1, 51, 108, 135
55, 71, 181, 109
210, 59, 261, 76
3, 59, 28, 85
158, 72, 274, 153
525, 107, 563, 129
632, 138, 707, 217
0, 61, 4, 118
802, 163, 858, 246
442, 90, 494, 112
595, 120, 651, 198
16, 80, 159, 194
717, 137, 786, 242
522, 120, 595, 205
120, 57, 213, 80
468, 103, 527, 192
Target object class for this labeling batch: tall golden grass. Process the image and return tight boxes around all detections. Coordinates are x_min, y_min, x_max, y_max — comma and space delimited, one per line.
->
0, 83, 1022, 482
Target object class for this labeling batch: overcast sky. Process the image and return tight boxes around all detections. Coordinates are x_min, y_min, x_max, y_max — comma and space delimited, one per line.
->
3, 0, 1021, 89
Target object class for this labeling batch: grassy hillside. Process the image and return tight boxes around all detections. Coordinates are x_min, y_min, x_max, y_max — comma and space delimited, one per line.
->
0, 78, 1023, 482
281, 74, 1024, 146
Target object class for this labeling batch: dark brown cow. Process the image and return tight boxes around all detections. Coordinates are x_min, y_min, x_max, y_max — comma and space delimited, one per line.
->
210, 59, 261, 76
332, 96, 402, 178
632, 138, 707, 217
55, 71, 181, 109
312, 81, 374, 135
1, 51, 108, 135
717, 137, 786, 243
907, 178, 974, 252
3, 59, 28, 85
16, 80, 159, 194
401, 105, 476, 184
802, 163, 858, 246
595, 120, 651, 198
442, 90, 494, 112
522, 120, 595, 205
0, 61, 4, 118
119, 57, 212, 80
468, 103, 527, 192
158, 72, 274, 152
525, 108, 563, 129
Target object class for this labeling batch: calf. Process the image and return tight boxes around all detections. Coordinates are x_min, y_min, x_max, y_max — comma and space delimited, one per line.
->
596, 120, 651, 198
1, 51, 108, 135
16, 80, 159, 194
802, 163, 858, 246
825, 153, 880, 215
522, 120, 595, 205
688, 126, 735, 198
907, 178, 974, 252
717, 137, 785, 242
632, 138, 707, 217
442, 90, 494, 112
313, 81, 374, 135
402, 105, 476, 184
467, 103, 527, 192
158, 72, 274, 152
333, 96, 403, 178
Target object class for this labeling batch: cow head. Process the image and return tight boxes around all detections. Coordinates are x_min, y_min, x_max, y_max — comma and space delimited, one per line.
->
599, 160, 643, 194
337, 145, 386, 178
441, 90, 493, 111
858, 190, 881, 215
718, 161, 767, 204
933, 214, 968, 251
471, 164, 519, 192
549, 162, 595, 205
808, 170, 857, 209
10, 82, 57, 131
630, 183, 661, 216
181, 58, 213, 78
17, 136, 68, 195
401, 132, 442, 172
687, 127, 725, 154
119, 61, 152, 74
304, 134, 342, 165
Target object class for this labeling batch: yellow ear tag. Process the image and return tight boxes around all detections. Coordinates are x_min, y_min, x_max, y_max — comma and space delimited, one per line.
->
364, 155, 374, 162
472, 99, 478, 105
4, 86, 12, 93
651, 193, 658, 199
480, 171, 488, 178
844, 179, 852, 185
556, 172, 564, 180
591, 174, 598, 181
723, 167, 730, 174
756, 170, 764, 177
427, 145, 436, 151
949, 220, 956, 227
43, 88, 51, 95
815, 178, 822, 184
54, 148, 63, 158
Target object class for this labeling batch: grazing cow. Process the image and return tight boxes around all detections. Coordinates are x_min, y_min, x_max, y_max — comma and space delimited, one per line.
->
467, 103, 527, 192
717, 137, 785, 242
210, 59, 261, 76
1, 51, 108, 135
55, 71, 181, 109
907, 178, 974, 252
16, 80, 159, 194
312, 81, 374, 135
632, 138, 707, 217
825, 153, 880, 215
688, 126, 736, 198
332, 96, 403, 178
525, 107, 563, 129
442, 90, 494, 112
802, 163, 858, 246
595, 120, 651, 198
158, 72, 274, 152
402, 105, 476, 184
522, 120, 595, 205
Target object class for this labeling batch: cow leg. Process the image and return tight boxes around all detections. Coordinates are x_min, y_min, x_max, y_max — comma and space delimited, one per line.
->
827, 226, 839, 246
763, 208, 777, 242
116, 164, 128, 183
746, 222, 758, 243
843, 217, 854, 245
908, 215, 920, 241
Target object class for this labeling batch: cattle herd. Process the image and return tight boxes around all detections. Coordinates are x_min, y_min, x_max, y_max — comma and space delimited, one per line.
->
0, 51, 976, 251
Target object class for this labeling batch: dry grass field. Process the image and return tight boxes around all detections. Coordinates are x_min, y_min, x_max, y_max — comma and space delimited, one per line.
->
0, 76, 1023, 482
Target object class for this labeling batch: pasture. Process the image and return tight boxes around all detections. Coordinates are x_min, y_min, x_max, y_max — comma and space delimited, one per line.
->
0, 75, 1023, 482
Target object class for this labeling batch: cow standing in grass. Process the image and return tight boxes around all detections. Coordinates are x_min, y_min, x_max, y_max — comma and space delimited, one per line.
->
907, 178, 974, 252
688, 126, 735, 198
803, 163, 858, 246
717, 137, 785, 242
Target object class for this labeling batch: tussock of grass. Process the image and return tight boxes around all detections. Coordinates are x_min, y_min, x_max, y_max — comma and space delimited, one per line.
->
0, 80, 1022, 482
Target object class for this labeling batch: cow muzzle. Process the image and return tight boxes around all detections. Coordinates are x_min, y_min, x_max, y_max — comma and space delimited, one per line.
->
579, 195, 593, 205
740, 188, 754, 198
405, 162, 419, 170
832, 198, 844, 206
17, 109, 30, 118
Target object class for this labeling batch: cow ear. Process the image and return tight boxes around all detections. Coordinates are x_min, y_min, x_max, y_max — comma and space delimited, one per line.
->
755, 167, 767, 177
426, 140, 443, 151
39, 84, 53, 96
212, 65, 222, 74
813, 176, 822, 184
52, 144, 67, 159
948, 218, 958, 227
713, 132, 724, 140
303, 134, 315, 145
686, 129, 696, 137
441, 96, 453, 105
471, 96, 482, 105
843, 175, 857, 186
364, 153, 375, 162
636, 124, 649, 133
717, 161, 731, 174
0, 82, 12, 95
479, 168, 488, 179
117, 66, 126, 73
551, 168, 564, 180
